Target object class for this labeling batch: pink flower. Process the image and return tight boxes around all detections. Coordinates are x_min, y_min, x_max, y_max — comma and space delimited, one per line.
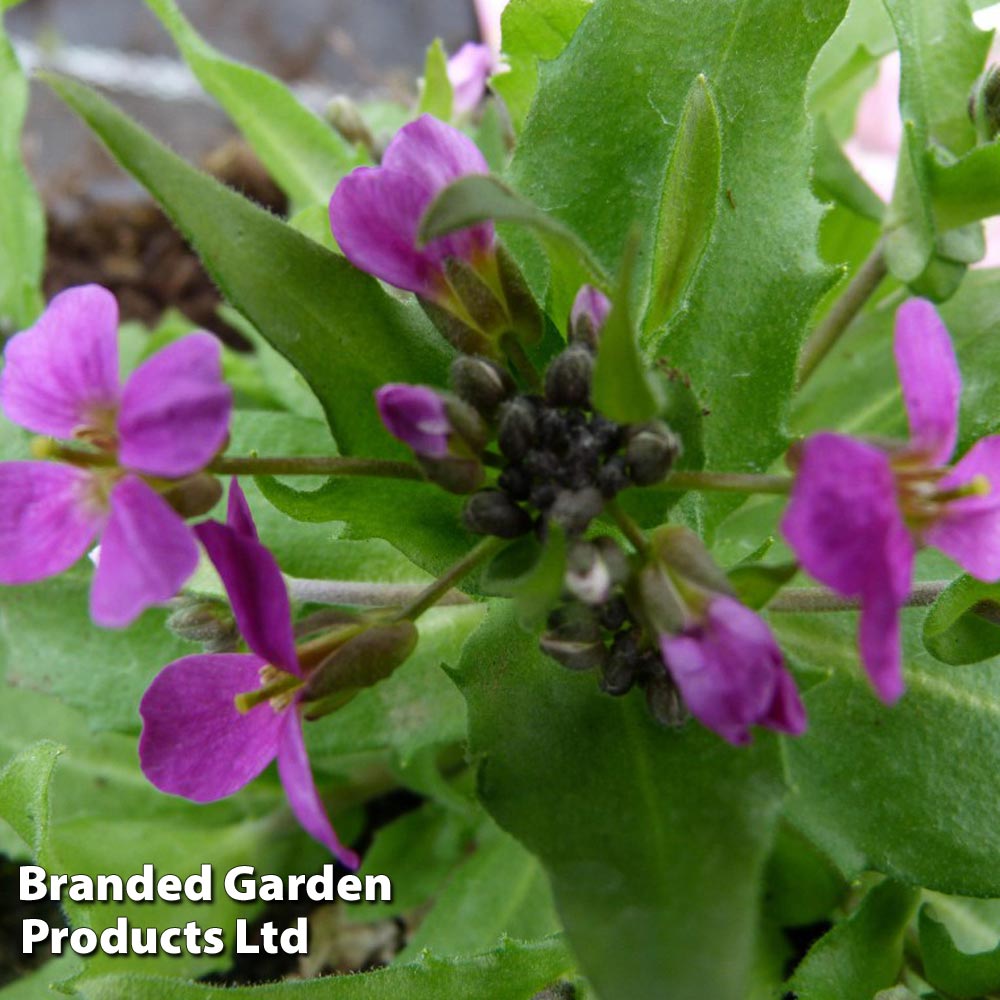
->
782, 299, 1000, 702
329, 115, 493, 298
447, 42, 496, 114
139, 481, 359, 869
0, 285, 231, 626
571, 284, 611, 333
660, 596, 806, 746
375, 383, 451, 457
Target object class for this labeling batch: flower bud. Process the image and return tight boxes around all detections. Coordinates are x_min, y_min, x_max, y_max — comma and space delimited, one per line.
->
444, 257, 508, 334
301, 620, 418, 719
625, 420, 681, 486
496, 243, 544, 346
644, 671, 687, 728
650, 525, 734, 597
970, 64, 1000, 141
497, 397, 538, 461
463, 489, 533, 537
166, 596, 239, 652
548, 486, 604, 536
450, 355, 515, 419
600, 631, 640, 696
376, 383, 451, 457
565, 536, 629, 605
442, 394, 490, 453
325, 96, 377, 153
544, 345, 593, 408
417, 454, 485, 494
539, 612, 607, 671
418, 296, 496, 357
161, 472, 224, 519
631, 560, 686, 636
569, 284, 611, 351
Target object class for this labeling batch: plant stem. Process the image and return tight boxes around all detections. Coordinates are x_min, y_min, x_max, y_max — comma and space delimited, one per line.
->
768, 580, 947, 613
660, 470, 793, 495
607, 500, 651, 558
795, 243, 887, 389
500, 332, 544, 393
285, 576, 473, 608
209, 455, 425, 480
395, 536, 504, 622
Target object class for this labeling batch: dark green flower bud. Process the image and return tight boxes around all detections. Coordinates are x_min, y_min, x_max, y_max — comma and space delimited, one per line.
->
325, 96, 377, 154
601, 632, 640, 696
630, 560, 686, 637
531, 984, 576, 1000
644, 672, 687, 728
650, 525, 735, 597
970, 64, 1000, 142
444, 257, 508, 334
497, 397, 538, 461
417, 454, 485, 494
167, 595, 239, 652
442, 393, 490, 453
549, 486, 604, 536
161, 473, 223, 519
418, 296, 496, 357
625, 420, 680, 486
496, 243, 543, 346
544, 345, 593, 408
539, 613, 607, 672
450, 355, 515, 419
463, 489, 533, 537
301, 621, 418, 719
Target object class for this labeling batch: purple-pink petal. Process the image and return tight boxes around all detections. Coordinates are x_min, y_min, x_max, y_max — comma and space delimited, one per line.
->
277, 710, 359, 869
447, 42, 495, 114
226, 477, 259, 541
761, 668, 808, 737
0, 284, 120, 439
0, 462, 103, 584
571, 284, 612, 334
329, 115, 492, 297
925, 436, 1000, 581
660, 596, 800, 746
90, 475, 199, 627
196, 519, 298, 674
375, 383, 451, 457
117, 333, 232, 478
858, 588, 906, 703
139, 653, 285, 802
894, 298, 961, 466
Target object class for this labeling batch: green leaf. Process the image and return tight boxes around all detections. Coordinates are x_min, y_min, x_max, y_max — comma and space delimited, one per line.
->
813, 115, 885, 222
0, 741, 63, 860
47, 75, 451, 458
511, 0, 846, 532
592, 236, 662, 424
644, 75, 722, 335
764, 824, 848, 928
455, 604, 786, 1000
923, 574, 1000, 665
492, 0, 592, 135
777, 612, 1000, 895
418, 39, 454, 120
920, 905, 1000, 999
788, 879, 920, 1000
931, 144, 1000, 231
481, 531, 567, 629
144, 0, 360, 207
729, 562, 799, 611
68, 937, 575, 1000
401, 820, 560, 959
0, 5, 44, 331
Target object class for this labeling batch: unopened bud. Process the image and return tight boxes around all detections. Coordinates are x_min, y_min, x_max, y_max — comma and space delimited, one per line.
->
450, 355, 515, 419
540, 610, 606, 671
569, 284, 611, 351
601, 631, 640, 696
442, 394, 489, 453
376, 383, 451, 458
302, 621, 418, 719
496, 243, 543, 346
651, 525, 734, 597
565, 536, 628, 605
444, 257, 507, 333
419, 296, 496, 357
625, 420, 680, 486
631, 561, 685, 636
531, 983, 577, 1000
463, 489, 533, 537
418, 454, 484, 494
548, 486, 604, 536
644, 671, 687, 728
497, 397, 538, 461
544, 345, 593, 408
325, 96, 377, 152
161, 473, 223, 519
970, 64, 1000, 141
167, 596, 239, 651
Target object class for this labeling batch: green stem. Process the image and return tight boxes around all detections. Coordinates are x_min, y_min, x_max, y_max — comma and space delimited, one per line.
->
395, 536, 504, 622
768, 580, 946, 613
661, 470, 793, 495
607, 500, 651, 558
501, 332, 544, 393
795, 243, 887, 389
208, 455, 425, 480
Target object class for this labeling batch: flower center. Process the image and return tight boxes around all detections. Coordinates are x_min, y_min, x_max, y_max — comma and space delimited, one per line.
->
894, 461, 991, 530
234, 666, 303, 714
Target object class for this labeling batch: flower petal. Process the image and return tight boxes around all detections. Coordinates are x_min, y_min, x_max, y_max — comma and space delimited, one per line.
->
90, 476, 198, 627
195, 520, 298, 673
0, 285, 120, 438
139, 653, 284, 802
782, 433, 914, 601
226, 477, 259, 541
570, 284, 612, 334
859, 587, 905, 703
894, 298, 961, 465
0, 462, 103, 583
375, 383, 450, 457
277, 710, 359, 869
117, 333, 232, 477
760, 667, 808, 737
925, 436, 1000, 581
447, 42, 495, 114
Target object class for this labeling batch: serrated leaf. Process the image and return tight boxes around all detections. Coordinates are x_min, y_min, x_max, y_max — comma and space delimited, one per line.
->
920, 905, 1000, 999
511, 0, 846, 532
923, 574, 1000, 665
644, 74, 721, 335
68, 937, 575, 1000
145, 0, 361, 208
813, 114, 885, 222
418, 39, 453, 120
481, 530, 566, 629
788, 879, 920, 1000
0, 5, 44, 331
455, 604, 786, 1000
47, 75, 451, 458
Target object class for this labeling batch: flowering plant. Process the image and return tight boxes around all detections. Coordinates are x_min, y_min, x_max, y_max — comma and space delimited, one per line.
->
5, 0, 1000, 997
